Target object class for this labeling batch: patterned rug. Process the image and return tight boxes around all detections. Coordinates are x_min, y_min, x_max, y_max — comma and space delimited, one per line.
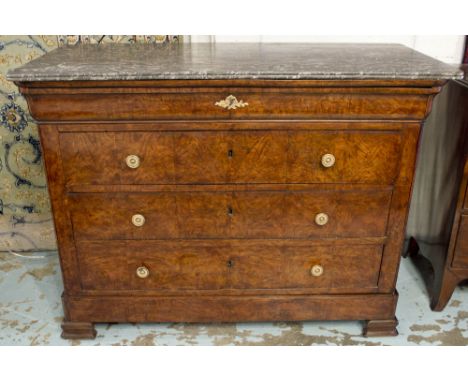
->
0, 35, 180, 252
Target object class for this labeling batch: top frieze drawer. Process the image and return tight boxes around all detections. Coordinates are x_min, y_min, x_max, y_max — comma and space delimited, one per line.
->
22, 84, 434, 121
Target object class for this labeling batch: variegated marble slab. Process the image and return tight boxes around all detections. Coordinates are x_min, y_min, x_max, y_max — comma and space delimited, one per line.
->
7, 43, 463, 81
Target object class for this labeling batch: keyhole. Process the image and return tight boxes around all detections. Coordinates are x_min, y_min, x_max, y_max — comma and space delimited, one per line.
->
227, 206, 234, 217
228, 149, 233, 158
227, 259, 234, 268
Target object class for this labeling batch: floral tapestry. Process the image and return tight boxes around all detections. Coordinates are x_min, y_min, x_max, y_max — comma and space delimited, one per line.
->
0, 35, 180, 252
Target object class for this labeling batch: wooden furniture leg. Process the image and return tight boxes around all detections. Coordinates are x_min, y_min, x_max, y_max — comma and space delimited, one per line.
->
431, 268, 461, 311
61, 321, 97, 340
363, 317, 399, 337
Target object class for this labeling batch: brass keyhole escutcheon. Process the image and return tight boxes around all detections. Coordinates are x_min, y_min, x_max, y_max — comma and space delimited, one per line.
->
310, 265, 324, 277
136, 266, 150, 279
227, 259, 234, 268
215, 95, 248, 110
125, 154, 140, 169
227, 206, 234, 217
228, 149, 234, 158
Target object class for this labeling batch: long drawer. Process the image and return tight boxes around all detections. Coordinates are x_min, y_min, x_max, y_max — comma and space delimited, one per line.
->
76, 240, 383, 291
28, 89, 430, 121
69, 188, 392, 240
59, 130, 402, 186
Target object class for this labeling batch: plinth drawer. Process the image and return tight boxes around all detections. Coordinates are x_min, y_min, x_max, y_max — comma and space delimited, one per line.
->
76, 240, 383, 292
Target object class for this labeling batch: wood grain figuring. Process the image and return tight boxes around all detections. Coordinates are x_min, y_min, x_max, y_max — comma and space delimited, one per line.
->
76, 240, 383, 291
63, 293, 399, 323
24, 83, 436, 121
55, 120, 412, 133
23, 74, 442, 338
69, 188, 392, 240
376, 124, 422, 292
59, 130, 402, 185
38, 125, 82, 293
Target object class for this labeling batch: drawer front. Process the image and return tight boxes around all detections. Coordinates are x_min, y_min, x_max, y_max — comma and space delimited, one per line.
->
452, 215, 468, 268
59, 130, 402, 186
29, 90, 430, 121
69, 189, 392, 240
77, 240, 383, 291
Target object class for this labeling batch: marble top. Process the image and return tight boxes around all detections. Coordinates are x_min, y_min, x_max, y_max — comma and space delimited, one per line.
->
7, 43, 463, 82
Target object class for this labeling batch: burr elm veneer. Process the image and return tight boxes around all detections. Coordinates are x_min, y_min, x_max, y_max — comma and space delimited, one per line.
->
8, 43, 462, 339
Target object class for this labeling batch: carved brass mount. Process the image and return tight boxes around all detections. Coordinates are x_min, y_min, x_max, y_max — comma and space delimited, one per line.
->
215, 95, 249, 110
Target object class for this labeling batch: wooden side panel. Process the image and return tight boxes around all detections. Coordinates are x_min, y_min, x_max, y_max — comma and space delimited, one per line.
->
38, 125, 81, 294
448, 159, 468, 269
452, 215, 468, 268
378, 124, 422, 290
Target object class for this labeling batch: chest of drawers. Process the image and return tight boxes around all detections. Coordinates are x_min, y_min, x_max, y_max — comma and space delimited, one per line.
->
9, 43, 461, 339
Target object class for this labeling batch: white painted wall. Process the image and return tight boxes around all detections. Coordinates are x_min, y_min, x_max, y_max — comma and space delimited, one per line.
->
188, 35, 465, 64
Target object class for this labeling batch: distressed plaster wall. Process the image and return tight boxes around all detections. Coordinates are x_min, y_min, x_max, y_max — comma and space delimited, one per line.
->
190, 35, 465, 64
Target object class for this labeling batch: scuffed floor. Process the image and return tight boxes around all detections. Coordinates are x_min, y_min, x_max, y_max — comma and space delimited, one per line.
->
0, 251, 467, 345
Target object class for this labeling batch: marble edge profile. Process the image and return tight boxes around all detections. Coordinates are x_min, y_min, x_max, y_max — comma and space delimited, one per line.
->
6, 70, 465, 82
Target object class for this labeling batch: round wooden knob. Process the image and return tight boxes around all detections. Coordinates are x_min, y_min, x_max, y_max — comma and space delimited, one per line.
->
125, 154, 140, 169
136, 266, 149, 279
310, 265, 324, 277
315, 213, 329, 226
321, 153, 335, 168
132, 214, 145, 227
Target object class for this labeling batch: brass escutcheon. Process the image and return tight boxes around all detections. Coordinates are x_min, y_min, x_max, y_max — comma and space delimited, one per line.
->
215, 95, 248, 110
